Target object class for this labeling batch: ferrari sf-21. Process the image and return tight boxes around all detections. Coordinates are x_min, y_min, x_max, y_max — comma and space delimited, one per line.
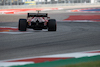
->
18, 11, 57, 31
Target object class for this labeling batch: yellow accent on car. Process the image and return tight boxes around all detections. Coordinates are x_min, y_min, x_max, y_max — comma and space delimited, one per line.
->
24, 1, 36, 5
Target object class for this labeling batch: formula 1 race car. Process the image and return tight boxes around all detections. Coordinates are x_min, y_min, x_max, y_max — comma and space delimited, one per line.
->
18, 11, 57, 31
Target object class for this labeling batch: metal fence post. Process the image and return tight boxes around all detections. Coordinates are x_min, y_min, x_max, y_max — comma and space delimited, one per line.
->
57, 0, 58, 4
10, 0, 11, 5
81, 0, 82, 3
3, 0, 5, 6
76, 0, 77, 3
50, 0, 51, 4
17, 0, 18, 5
38, 0, 39, 5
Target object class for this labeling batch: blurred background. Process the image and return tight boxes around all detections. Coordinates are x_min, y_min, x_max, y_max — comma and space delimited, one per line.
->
0, 0, 100, 6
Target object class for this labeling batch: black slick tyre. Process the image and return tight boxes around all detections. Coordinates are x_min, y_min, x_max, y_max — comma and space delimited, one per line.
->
48, 19, 57, 31
18, 19, 27, 31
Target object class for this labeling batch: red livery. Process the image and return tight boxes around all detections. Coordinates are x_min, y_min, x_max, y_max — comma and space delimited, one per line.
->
18, 11, 57, 31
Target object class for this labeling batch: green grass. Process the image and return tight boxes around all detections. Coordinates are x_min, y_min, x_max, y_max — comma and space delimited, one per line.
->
62, 61, 100, 67
11, 55, 100, 67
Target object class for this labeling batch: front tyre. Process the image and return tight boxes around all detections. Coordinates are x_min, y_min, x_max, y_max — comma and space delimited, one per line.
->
18, 19, 27, 31
48, 19, 57, 31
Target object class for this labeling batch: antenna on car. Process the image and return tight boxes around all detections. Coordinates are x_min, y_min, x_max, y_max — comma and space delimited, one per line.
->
36, 10, 41, 13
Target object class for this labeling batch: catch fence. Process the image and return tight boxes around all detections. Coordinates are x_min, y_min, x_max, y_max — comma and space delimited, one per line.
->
0, 0, 100, 6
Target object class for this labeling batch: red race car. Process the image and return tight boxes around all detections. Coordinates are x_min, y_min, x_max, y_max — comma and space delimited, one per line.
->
18, 11, 57, 31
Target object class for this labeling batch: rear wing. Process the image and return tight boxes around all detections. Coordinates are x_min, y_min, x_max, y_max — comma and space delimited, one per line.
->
27, 13, 48, 17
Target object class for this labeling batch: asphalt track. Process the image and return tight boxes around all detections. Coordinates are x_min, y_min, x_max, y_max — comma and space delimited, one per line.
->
0, 10, 100, 60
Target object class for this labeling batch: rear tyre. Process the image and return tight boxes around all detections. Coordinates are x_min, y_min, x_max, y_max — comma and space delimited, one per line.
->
18, 19, 27, 31
48, 19, 57, 31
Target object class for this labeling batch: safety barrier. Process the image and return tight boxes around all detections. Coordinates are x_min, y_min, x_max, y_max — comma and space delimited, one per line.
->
0, 3, 100, 9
